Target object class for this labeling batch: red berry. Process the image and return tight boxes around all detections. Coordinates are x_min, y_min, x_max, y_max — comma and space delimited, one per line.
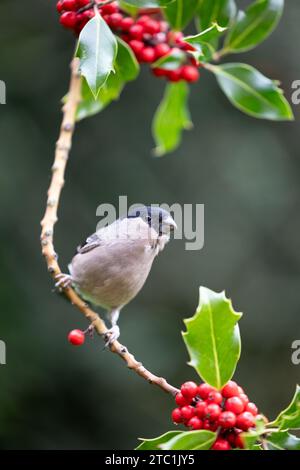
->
120, 17, 135, 31
139, 47, 156, 63
187, 416, 203, 430
245, 402, 258, 416
152, 67, 167, 78
206, 404, 221, 421
207, 391, 223, 405
154, 43, 171, 59
235, 432, 245, 449
218, 411, 237, 429
236, 411, 255, 431
226, 431, 238, 446
238, 385, 244, 394
171, 408, 183, 424
68, 329, 85, 346
212, 438, 231, 451
129, 24, 144, 40
60, 11, 78, 29
195, 401, 207, 418
56, 1, 64, 13
175, 392, 190, 407
167, 31, 184, 45
222, 381, 239, 398
107, 12, 123, 29
137, 15, 151, 26
143, 19, 160, 35
181, 381, 198, 400
239, 393, 249, 407
100, 2, 119, 15
128, 40, 144, 56
181, 405, 195, 421
77, 0, 90, 6
180, 65, 200, 83
225, 397, 245, 414
198, 383, 214, 400
62, 0, 77, 11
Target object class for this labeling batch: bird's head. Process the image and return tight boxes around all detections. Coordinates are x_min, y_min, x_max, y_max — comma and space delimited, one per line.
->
127, 206, 177, 237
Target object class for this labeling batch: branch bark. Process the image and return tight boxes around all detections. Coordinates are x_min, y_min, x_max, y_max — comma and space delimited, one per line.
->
40, 58, 179, 397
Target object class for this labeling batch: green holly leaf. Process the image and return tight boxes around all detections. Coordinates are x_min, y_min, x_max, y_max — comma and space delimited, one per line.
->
271, 385, 300, 430
164, 0, 200, 30
266, 431, 300, 450
122, 0, 173, 7
136, 431, 183, 450
208, 63, 294, 121
161, 431, 216, 450
76, 12, 118, 98
184, 23, 227, 62
152, 81, 192, 156
224, 0, 284, 53
182, 287, 242, 390
76, 37, 139, 121
198, 0, 237, 31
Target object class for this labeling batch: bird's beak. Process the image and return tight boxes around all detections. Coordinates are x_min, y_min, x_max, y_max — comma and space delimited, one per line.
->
165, 216, 177, 231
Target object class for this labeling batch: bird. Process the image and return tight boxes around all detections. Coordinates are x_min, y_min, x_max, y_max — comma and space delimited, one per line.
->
55, 206, 177, 345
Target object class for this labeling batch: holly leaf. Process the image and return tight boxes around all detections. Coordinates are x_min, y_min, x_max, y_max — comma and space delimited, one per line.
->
122, 0, 173, 7
161, 431, 216, 450
271, 385, 300, 430
198, 0, 237, 31
225, 0, 284, 53
76, 12, 118, 98
164, 0, 200, 30
152, 48, 186, 70
76, 37, 139, 120
136, 431, 183, 450
208, 63, 294, 121
152, 81, 192, 156
266, 431, 300, 450
182, 287, 242, 390
184, 23, 227, 62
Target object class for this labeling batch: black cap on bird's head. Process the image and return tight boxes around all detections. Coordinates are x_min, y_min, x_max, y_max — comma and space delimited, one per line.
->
127, 205, 177, 236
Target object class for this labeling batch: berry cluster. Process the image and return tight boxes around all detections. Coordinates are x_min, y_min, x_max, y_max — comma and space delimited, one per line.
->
172, 380, 264, 450
56, 0, 200, 83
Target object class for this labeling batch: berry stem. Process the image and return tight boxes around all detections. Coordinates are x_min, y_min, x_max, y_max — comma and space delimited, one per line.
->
40, 57, 179, 397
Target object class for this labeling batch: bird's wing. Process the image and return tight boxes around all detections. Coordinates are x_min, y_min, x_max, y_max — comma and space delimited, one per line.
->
76, 232, 102, 254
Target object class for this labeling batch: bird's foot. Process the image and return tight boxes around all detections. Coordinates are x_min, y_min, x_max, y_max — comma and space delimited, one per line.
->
55, 273, 73, 290
103, 325, 120, 348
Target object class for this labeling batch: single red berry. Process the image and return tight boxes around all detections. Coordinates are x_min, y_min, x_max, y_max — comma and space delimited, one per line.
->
56, 1, 64, 13
171, 408, 183, 424
175, 392, 190, 407
68, 329, 85, 346
218, 411, 237, 429
120, 17, 135, 31
61, 0, 77, 11
180, 65, 200, 83
235, 432, 245, 449
143, 19, 161, 35
207, 391, 223, 405
167, 68, 182, 82
239, 393, 249, 407
60, 11, 78, 29
225, 396, 245, 414
206, 403, 221, 421
226, 431, 238, 446
152, 67, 167, 78
198, 383, 214, 399
137, 15, 151, 26
128, 39, 144, 56
129, 24, 144, 40
236, 411, 255, 431
245, 402, 258, 416
222, 381, 240, 398
202, 419, 213, 430
212, 438, 231, 451
187, 416, 203, 430
139, 47, 156, 63
195, 401, 207, 418
101, 2, 119, 15
107, 12, 123, 29
180, 381, 198, 400
154, 43, 171, 59
181, 405, 195, 421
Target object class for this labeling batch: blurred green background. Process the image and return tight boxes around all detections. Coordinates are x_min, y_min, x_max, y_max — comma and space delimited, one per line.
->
0, 0, 299, 449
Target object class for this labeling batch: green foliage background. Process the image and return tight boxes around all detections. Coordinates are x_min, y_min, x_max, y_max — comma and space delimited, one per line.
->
0, 0, 299, 449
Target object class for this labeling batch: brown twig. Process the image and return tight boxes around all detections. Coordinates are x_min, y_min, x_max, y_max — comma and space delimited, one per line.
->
40, 58, 179, 397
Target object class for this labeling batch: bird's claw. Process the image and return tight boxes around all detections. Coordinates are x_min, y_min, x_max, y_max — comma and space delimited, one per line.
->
55, 273, 73, 290
103, 325, 120, 348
